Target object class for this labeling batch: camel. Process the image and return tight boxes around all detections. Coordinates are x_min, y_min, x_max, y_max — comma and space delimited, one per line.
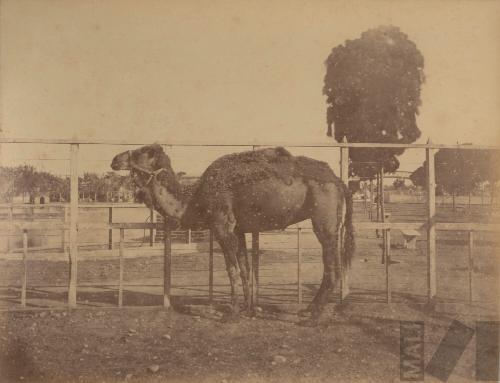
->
111, 144, 354, 321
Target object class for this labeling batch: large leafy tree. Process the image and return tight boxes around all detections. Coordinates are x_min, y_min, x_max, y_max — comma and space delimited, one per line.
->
410, 149, 499, 206
324, 25, 425, 178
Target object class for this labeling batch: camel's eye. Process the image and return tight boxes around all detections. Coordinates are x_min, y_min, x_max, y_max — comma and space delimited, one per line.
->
147, 146, 157, 158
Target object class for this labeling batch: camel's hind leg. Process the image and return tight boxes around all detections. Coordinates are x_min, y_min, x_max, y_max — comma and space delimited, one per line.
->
300, 183, 344, 320
235, 232, 253, 315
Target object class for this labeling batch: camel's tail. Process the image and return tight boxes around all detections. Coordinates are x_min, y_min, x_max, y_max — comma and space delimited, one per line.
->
342, 185, 355, 270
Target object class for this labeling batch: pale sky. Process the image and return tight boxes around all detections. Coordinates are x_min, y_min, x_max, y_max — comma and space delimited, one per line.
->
1, 0, 500, 176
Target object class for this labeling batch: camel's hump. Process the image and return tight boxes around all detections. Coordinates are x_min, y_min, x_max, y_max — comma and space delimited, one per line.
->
196, 146, 338, 191
238, 146, 291, 159
267, 146, 292, 157
181, 147, 344, 226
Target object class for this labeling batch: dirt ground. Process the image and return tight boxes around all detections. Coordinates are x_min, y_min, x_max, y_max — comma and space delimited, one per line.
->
0, 228, 498, 383
1, 300, 498, 383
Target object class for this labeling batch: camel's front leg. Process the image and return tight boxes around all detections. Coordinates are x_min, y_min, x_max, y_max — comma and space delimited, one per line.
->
214, 227, 241, 319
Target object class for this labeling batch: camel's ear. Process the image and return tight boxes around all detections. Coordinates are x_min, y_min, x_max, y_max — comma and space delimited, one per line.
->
150, 144, 171, 169
148, 143, 163, 157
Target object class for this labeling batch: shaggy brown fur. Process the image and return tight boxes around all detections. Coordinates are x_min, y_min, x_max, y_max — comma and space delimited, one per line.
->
181, 147, 354, 267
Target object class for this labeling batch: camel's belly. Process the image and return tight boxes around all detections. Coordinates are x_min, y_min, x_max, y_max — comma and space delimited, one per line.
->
232, 178, 310, 232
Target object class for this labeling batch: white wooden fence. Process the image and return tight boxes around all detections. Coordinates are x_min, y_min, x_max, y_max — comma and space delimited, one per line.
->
1, 137, 499, 309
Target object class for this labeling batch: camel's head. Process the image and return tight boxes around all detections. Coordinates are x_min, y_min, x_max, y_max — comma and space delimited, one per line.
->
111, 144, 171, 173
111, 144, 183, 220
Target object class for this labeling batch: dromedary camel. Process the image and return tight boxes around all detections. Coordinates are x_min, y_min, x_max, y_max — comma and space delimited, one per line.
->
111, 144, 354, 321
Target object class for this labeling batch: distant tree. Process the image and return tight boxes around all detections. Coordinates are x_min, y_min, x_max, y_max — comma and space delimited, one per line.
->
10, 166, 69, 202
410, 148, 498, 208
49, 176, 69, 201
323, 25, 425, 179
13, 165, 38, 201
474, 149, 500, 204
392, 178, 406, 190
0, 167, 16, 202
101, 172, 135, 201
81, 173, 104, 201
409, 165, 425, 188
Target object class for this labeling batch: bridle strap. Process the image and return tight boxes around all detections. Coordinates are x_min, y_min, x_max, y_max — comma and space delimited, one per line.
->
145, 168, 167, 186
128, 150, 167, 186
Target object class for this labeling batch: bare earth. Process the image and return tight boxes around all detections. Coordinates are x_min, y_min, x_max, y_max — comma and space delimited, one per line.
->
0, 227, 498, 383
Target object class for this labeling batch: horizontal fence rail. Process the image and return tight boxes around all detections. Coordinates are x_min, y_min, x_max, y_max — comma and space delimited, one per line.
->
1, 137, 500, 150
1, 220, 499, 232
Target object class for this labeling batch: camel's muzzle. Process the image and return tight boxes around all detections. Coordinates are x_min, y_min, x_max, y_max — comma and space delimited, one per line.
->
111, 151, 132, 171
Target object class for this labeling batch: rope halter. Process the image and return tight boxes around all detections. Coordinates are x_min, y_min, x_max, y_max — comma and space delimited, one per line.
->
128, 150, 168, 186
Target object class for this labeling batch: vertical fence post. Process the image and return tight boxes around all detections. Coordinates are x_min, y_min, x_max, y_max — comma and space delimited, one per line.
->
252, 232, 260, 306
363, 182, 367, 214
7, 205, 13, 252
376, 172, 380, 228
7, 206, 11, 252
208, 230, 214, 303
468, 230, 474, 302
385, 229, 391, 303
62, 205, 68, 253
340, 137, 349, 301
297, 227, 302, 304
426, 142, 437, 302
118, 228, 124, 307
21, 229, 28, 307
380, 167, 386, 264
108, 207, 113, 250
369, 179, 374, 220
187, 229, 191, 244
149, 209, 154, 247
163, 222, 171, 308
68, 143, 79, 308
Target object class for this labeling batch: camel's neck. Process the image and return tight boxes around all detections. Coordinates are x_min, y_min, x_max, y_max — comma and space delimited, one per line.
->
148, 177, 194, 224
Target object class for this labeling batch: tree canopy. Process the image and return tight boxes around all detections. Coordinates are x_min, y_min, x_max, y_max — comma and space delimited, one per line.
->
0, 166, 136, 203
323, 25, 425, 178
409, 149, 500, 195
